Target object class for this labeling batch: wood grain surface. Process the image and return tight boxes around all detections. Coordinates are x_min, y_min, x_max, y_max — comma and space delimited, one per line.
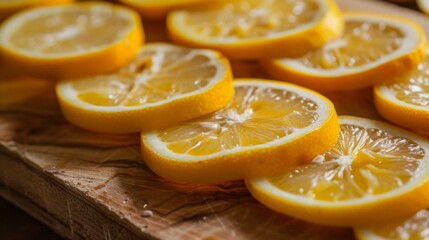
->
0, 0, 428, 239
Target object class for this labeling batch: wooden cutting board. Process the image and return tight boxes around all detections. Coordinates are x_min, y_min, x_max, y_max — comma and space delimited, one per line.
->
0, 0, 428, 239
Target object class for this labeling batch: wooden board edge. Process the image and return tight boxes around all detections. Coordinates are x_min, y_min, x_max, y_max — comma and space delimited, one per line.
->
0, 152, 155, 240
0, 185, 72, 240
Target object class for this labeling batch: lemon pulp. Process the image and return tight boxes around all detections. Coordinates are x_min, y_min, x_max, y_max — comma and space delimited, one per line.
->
297, 20, 405, 69
387, 56, 429, 107
72, 47, 217, 107
269, 123, 424, 201
157, 84, 319, 156
9, 6, 133, 55
182, 0, 320, 39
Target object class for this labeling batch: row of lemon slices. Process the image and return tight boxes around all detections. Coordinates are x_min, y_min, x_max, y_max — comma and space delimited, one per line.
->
3, 0, 429, 21
2, 0, 429, 239
1, 0, 429, 135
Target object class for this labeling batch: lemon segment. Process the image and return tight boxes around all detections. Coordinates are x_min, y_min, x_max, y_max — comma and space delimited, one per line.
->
141, 79, 339, 183
262, 12, 427, 91
167, 0, 343, 59
0, 2, 144, 78
375, 51, 429, 132
246, 116, 429, 227
56, 43, 233, 133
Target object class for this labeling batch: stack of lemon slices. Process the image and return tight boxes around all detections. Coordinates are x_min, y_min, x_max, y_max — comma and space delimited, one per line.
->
2, 0, 429, 238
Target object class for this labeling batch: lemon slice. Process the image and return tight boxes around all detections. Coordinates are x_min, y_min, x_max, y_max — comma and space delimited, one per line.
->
0, 2, 144, 79
375, 51, 429, 133
141, 79, 339, 183
0, 0, 73, 22
355, 209, 429, 240
119, 0, 221, 20
262, 12, 427, 92
56, 43, 233, 133
418, 0, 429, 15
246, 116, 429, 227
167, 0, 343, 59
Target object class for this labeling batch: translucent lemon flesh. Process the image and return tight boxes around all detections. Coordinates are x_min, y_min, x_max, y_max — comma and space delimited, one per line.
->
369, 209, 429, 239
297, 20, 404, 69
157, 85, 319, 156
182, 0, 320, 39
388, 56, 429, 107
269, 123, 424, 201
72, 47, 216, 107
9, 6, 132, 55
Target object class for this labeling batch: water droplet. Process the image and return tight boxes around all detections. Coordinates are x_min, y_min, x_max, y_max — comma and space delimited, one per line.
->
140, 210, 153, 218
